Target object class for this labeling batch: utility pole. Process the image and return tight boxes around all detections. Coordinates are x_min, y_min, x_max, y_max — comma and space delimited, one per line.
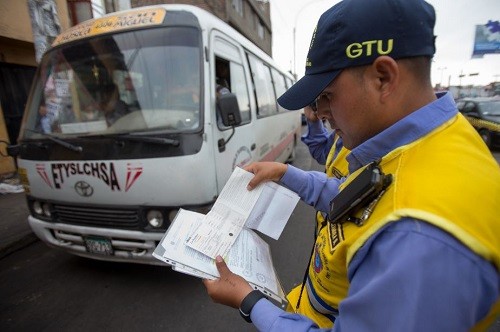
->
438, 66, 447, 87
292, 0, 329, 78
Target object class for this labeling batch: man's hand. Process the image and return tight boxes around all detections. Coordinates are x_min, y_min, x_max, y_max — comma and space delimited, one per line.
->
244, 162, 287, 190
304, 105, 320, 122
203, 256, 253, 309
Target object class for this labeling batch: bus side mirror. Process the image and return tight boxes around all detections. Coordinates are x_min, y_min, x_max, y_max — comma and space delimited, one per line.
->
218, 93, 241, 127
6, 144, 20, 157
0, 140, 19, 158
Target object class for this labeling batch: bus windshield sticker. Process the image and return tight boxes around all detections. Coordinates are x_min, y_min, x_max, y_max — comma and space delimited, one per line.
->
52, 8, 167, 46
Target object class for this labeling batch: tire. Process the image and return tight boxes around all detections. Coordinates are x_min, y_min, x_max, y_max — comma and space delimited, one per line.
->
479, 129, 491, 148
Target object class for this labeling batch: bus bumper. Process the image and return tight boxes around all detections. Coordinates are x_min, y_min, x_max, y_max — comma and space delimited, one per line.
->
28, 215, 165, 265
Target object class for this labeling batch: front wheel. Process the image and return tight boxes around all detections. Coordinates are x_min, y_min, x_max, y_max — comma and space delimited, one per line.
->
479, 129, 491, 148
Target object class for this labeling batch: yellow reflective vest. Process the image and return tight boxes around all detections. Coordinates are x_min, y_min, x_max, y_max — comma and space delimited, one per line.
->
286, 134, 349, 327
288, 114, 500, 329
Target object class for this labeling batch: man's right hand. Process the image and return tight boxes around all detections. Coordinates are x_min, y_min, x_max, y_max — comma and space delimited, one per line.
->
244, 162, 287, 190
304, 105, 320, 122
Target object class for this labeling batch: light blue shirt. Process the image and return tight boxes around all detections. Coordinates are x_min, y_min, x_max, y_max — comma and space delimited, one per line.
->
301, 120, 335, 165
250, 92, 499, 331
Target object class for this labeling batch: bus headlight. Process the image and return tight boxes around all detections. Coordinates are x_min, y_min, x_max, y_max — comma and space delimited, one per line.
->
168, 209, 179, 223
33, 201, 43, 215
42, 203, 51, 217
146, 210, 164, 228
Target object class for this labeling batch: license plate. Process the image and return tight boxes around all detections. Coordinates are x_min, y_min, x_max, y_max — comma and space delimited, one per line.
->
84, 236, 113, 255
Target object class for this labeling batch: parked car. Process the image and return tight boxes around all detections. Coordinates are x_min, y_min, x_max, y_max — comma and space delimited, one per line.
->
456, 97, 500, 148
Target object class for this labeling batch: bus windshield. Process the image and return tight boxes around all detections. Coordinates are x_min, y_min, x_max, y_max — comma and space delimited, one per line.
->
21, 26, 202, 139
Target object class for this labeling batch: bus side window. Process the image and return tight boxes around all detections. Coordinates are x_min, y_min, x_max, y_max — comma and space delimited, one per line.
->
271, 68, 288, 112
229, 62, 250, 123
247, 54, 277, 118
215, 55, 250, 128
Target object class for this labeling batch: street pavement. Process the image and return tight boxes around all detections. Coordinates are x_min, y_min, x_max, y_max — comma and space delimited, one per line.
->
0, 177, 35, 260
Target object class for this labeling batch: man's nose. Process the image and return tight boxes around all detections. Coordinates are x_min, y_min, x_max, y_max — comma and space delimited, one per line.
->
316, 99, 331, 120
317, 108, 331, 120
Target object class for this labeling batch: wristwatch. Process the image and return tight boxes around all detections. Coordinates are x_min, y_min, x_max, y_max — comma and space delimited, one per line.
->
239, 290, 266, 323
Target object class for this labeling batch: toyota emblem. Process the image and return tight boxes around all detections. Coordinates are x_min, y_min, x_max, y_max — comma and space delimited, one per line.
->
74, 181, 94, 197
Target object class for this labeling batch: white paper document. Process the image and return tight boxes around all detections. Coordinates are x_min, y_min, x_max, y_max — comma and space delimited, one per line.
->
185, 167, 299, 258
153, 209, 286, 303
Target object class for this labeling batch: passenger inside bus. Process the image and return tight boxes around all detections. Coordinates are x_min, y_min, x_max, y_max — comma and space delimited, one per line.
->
216, 58, 231, 97
99, 83, 130, 125
215, 58, 233, 128
168, 72, 200, 110
81, 82, 130, 125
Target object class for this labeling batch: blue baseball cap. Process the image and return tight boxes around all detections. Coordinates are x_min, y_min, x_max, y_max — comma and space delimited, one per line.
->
278, 0, 436, 110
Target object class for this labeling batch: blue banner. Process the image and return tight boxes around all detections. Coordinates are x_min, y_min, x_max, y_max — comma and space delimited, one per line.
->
472, 20, 500, 58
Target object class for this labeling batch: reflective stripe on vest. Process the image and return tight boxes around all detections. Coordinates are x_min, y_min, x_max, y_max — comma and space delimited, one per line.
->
305, 276, 339, 320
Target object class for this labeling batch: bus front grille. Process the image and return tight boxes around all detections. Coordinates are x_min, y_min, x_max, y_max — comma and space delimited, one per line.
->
52, 204, 141, 229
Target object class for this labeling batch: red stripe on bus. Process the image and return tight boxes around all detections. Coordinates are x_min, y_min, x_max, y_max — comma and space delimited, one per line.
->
259, 131, 295, 162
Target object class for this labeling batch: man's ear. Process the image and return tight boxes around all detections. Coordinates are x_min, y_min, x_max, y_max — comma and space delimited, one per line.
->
369, 56, 399, 102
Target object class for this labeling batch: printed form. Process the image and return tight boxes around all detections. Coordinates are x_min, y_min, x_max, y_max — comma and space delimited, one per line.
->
153, 209, 286, 303
185, 167, 299, 259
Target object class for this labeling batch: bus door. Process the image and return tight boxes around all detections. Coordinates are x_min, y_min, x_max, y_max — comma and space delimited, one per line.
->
210, 32, 256, 193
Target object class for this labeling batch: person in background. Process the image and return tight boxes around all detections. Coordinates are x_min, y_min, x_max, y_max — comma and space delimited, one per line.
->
203, 0, 500, 331
302, 94, 348, 177
39, 75, 61, 133
38, 101, 55, 133
215, 59, 232, 127
99, 83, 129, 125
215, 59, 231, 97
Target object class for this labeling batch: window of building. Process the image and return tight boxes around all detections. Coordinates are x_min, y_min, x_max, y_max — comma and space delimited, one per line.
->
257, 19, 265, 39
104, 0, 131, 13
232, 0, 243, 16
67, 0, 93, 25
247, 54, 277, 117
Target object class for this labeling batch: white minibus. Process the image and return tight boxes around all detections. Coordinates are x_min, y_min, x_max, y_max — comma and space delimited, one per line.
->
13, 5, 300, 264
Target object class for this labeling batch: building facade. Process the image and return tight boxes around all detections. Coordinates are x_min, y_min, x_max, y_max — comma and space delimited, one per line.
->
0, 0, 71, 175
131, 0, 272, 56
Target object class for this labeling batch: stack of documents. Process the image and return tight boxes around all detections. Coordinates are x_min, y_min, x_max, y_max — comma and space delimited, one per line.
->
153, 167, 300, 303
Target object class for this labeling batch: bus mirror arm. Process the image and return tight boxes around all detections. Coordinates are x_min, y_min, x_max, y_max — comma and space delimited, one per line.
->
218, 126, 235, 153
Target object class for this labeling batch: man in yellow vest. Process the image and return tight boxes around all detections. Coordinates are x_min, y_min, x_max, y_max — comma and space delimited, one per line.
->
203, 0, 500, 330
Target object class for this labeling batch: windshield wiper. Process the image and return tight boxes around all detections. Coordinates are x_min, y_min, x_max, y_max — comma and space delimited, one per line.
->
24, 129, 83, 152
87, 133, 180, 146
114, 134, 180, 146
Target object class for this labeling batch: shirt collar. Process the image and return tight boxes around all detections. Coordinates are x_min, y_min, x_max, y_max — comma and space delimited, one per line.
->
346, 92, 457, 173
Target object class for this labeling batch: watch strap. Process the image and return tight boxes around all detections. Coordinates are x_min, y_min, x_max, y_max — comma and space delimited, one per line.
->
239, 290, 266, 323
